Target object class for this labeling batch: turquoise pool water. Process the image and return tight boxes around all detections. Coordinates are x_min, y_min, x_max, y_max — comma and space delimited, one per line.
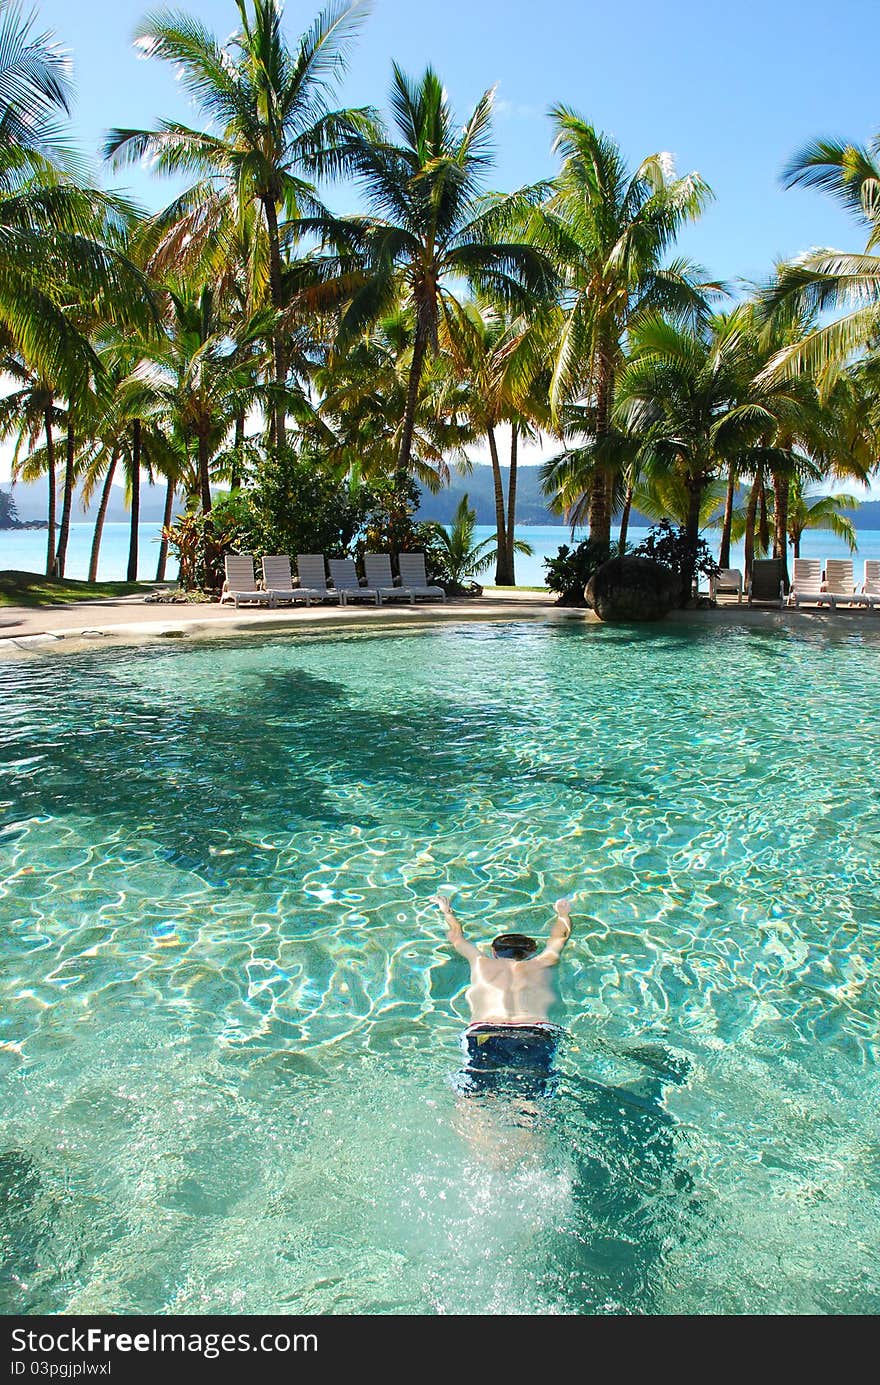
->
1, 618, 879, 1315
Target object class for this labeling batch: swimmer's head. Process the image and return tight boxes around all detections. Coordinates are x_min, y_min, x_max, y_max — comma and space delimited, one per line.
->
491, 933, 538, 961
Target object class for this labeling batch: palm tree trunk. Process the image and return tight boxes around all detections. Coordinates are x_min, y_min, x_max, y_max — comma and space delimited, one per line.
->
792, 528, 802, 559
44, 406, 56, 577
681, 476, 703, 606
155, 475, 175, 581
198, 431, 212, 514
55, 417, 75, 579
588, 362, 613, 552
487, 425, 511, 585
231, 408, 245, 489
758, 484, 770, 557
505, 423, 519, 584
743, 472, 761, 588
127, 419, 141, 582
263, 195, 287, 450
772, 468, 790, 592
719, 465, 737, 569
88, 451, 118, 583
397, 326, 428, 479
618, 480, 634, 554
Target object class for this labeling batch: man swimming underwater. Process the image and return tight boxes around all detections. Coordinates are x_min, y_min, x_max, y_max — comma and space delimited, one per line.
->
431, 894, 572, 1094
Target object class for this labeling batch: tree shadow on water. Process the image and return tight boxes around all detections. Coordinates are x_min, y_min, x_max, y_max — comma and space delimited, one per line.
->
0, 655, 541, 891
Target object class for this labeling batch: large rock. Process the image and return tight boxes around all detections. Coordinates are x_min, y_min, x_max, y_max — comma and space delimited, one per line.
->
585, 556, 677, 622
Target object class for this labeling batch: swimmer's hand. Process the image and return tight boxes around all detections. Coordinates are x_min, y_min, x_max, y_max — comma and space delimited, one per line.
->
554, 898, 572, 917
430, 893, 454, 915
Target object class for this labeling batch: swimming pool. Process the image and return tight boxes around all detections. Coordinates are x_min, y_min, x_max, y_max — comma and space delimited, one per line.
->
1, 619, 879, 1314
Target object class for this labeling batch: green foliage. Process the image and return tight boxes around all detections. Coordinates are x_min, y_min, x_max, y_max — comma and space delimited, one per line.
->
167, 449, 380, 591
245, 448, 373, 561
164, 508, 232, 593
431, 493, 533, 592
788, 486, 860, 553
631, 520, 719, 590
354, 473, 446, 579
543, 538, 610, 604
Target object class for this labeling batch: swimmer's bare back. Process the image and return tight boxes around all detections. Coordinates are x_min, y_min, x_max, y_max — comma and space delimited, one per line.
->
431, 894, 572, 1026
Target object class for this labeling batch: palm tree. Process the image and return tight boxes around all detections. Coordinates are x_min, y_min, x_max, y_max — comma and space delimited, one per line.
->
105, 0, 370, 449
0, 120, 156, 388
0, 0, 74, 160
122, 283, 268, 532
0, 2, 159, 579
537, 114, 714, 549
761, 131, 880, 382
615, 311, 796, 603
433, 493, 531, 591
323, 64, 554, 484
0, 343, 65, 573
80, 440, 120, 583
439, 299, 549, 584
313, 311, 467, 489
787, 483, 859, 558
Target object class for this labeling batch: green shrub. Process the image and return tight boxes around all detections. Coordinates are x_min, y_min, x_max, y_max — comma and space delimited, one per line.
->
245, 448, 372, 560
631, 520, 719, 592
353, 473, 446, 581
164, 508, 236, 593
543, 539, 610, 604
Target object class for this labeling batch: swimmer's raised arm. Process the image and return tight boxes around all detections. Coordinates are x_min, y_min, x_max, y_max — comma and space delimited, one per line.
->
535, 898, 573, 966
431, 894, 480, 961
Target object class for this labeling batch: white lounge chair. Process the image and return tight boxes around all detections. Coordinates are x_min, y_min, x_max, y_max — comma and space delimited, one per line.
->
710, 568, 743, 603
295, 555, 343, 604
363, 553, 415, 605
397, 552, 446, 602
862, 559, 880, 609
327, 558, 381, 606
789, 557, 835, 609
824, 558, 868, 607
221, 554, 274, 607
261, 555, 320, 606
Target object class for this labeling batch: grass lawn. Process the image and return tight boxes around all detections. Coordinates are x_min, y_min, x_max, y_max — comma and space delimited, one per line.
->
0, 570, 159, 608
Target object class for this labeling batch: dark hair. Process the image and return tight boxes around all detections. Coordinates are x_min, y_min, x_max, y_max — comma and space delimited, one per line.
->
491, 933, 538, 960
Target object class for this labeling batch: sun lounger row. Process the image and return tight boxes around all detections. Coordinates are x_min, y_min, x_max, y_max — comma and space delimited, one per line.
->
711, 559, 880, 609
787, 558, 880, 608
220, 553, 447, 608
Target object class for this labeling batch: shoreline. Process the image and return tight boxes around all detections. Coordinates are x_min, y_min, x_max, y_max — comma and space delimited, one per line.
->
3, 586, 880, 656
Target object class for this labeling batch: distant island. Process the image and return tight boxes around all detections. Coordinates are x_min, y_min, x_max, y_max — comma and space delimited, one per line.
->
0, 491, 47, 530
416, 467, 880, 531
3, 469, 880, 531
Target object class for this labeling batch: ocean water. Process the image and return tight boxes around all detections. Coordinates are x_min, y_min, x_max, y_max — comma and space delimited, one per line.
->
1, 619, 879, 1314
0, 523, 179, 583
3, 522, 880, 589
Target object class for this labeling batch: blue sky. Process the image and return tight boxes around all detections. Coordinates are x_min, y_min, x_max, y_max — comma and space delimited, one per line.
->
3, 0, 878, 485
36, 0, 877, 284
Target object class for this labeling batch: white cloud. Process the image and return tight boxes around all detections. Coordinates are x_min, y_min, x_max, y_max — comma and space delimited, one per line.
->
494, 97, 543, 121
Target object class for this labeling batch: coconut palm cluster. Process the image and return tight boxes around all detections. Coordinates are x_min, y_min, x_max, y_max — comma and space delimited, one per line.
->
1, 0, 876, 594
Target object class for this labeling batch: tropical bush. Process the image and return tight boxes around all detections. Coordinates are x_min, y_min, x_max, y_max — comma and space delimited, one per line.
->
431, 494, 533, 593
164, 506, 241, 593
630, 521, 719, 601
353, 474, 446, 581
243, 449, 373, 562
543, 539, 611, 605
